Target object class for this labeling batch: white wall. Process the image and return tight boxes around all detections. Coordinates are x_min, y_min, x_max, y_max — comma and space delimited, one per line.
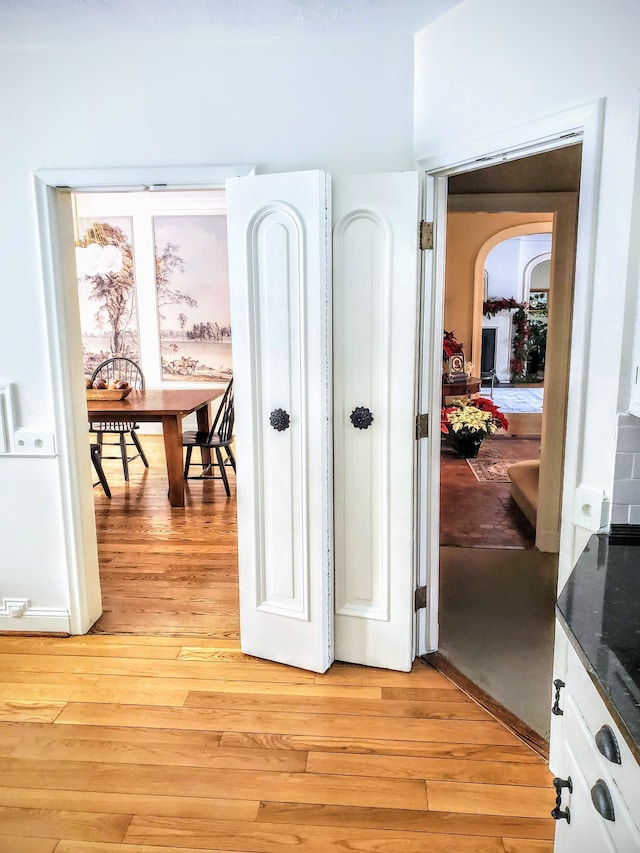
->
0, 33, 414, 631
485, 235, 552, 301
415, 0, 640, 545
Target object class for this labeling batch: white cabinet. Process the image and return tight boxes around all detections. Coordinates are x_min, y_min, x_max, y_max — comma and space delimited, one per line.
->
553, 639, 640, 852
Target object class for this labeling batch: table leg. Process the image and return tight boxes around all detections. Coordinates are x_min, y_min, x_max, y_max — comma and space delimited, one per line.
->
195, 402, 213, 470
162, 415, 185, 507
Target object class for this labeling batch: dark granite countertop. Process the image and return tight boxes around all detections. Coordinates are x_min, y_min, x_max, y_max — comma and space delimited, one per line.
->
556, 532, 640, 762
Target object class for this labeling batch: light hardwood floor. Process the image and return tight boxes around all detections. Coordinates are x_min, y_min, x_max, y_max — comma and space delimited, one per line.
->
90, 434, 240, 638
0, 436, 555, 851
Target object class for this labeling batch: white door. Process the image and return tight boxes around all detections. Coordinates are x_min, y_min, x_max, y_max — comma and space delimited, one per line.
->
227, 170, 420, 673
332, 173, 421, 671
226, 170, 333, 673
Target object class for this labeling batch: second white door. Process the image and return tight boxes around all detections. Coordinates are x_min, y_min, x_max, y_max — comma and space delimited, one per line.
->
333, 172, 420, 671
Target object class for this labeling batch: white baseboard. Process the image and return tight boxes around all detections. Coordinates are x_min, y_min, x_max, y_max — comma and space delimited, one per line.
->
0, 598, 70, 633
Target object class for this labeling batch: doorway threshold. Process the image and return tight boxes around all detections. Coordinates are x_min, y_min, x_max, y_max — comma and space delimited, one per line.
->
425, 651, 549, 760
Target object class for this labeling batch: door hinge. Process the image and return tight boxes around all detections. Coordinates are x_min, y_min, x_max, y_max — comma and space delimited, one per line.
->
416, 413, 429, 439
414, 586, 427, 611
419, 221, 433, 251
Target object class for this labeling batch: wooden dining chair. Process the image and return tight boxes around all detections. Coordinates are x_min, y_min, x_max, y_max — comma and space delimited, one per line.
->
183, 379, 235, 496
90, 442, 111, 498
89, 357, 149, 481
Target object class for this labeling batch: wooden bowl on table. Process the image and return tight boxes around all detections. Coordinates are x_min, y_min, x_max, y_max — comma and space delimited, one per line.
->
86, 387, 133, 401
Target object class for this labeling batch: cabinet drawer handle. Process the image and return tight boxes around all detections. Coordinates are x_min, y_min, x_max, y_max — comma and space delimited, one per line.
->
595, 725, 621, 764
591, 779, 615, 822
551, 776, 572, 823
552, 678, 565, 715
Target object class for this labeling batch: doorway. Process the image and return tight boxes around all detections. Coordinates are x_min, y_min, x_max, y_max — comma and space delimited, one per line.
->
73, 188, 239, 637
33, 164, 252, 636
432, 144, 583, 749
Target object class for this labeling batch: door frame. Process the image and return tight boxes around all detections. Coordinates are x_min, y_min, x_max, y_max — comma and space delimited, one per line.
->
415, 99, 605, 654
33, 164, 254, 633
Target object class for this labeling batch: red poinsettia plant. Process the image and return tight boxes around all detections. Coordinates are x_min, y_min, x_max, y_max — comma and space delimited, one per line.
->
443, 329, 464, 360
441, 395, 509, 437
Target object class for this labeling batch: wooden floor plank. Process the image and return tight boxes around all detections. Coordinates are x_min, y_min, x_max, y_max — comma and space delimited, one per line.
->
0, 787, 259, 822
257, 801, 554, 840
122, 815, 507, 852
0, 806, 131, 844
0, 635, 239, 650
0, 838, 58, 853
306, 751, 552, 787
55, 843, 242, 853
0, 653, 317, 683
0, 684, 190, 707
183, 689, 493, 720
314, 661, 454, 688
94, 674, 382, 699
53, 844, 255, 853
427, 780, 552, 818
0, 722, 222, 749
11, 737, 308, 773
0, 638, 184, 658
0, 757, 429, 810
218, 731, 541, 762
0, 701, 66, 724
502, 841, 554, 853
52, 701, 524, 745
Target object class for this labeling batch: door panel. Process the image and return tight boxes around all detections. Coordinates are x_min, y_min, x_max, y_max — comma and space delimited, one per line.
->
226, 170, 333, 673
333, 172, 420, 671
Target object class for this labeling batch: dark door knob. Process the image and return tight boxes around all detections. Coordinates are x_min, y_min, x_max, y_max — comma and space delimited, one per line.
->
350, 407, 374, 430
270, 409, 290, 431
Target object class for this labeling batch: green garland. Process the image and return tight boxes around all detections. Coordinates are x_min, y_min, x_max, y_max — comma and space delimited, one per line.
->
482, 298, 530, 383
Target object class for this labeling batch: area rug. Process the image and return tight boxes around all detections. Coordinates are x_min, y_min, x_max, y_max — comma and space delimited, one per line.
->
466, 458, 520, 482
479, 386, 544, 414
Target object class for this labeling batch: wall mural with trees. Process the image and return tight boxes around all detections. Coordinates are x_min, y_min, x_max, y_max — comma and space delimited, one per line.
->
74, 194, 232, 385
75, 217, 140, 375
153, 215, 232, 382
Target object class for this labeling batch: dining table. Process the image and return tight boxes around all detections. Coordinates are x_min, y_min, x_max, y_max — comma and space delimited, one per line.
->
87, 387, 224, 507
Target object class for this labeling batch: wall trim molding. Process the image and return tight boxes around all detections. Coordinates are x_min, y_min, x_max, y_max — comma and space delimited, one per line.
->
0, 597, 70, 633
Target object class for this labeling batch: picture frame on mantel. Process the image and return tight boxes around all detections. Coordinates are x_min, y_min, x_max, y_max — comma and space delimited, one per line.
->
529, 289, 548, 312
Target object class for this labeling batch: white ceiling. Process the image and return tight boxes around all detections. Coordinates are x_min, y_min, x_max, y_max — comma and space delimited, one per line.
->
0, 0, 462, 45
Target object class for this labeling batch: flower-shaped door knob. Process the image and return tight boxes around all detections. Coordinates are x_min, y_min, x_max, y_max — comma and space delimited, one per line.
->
270, 408, 290, 431
350, 406, 374, 430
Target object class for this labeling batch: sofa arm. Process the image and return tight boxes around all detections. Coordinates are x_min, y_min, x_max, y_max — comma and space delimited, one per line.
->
507, 459, 540, 529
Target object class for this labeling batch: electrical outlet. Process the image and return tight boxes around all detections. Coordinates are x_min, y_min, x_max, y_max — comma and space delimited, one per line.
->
13, 432, 56, 456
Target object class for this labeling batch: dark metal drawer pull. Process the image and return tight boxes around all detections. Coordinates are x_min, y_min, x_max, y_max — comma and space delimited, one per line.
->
350, 406, 374, 430
551, 777, 572, 823
270, 409, 290, 431
552, 679, 565, 716
595, 725, 621, 764
591, 779, 615, 822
